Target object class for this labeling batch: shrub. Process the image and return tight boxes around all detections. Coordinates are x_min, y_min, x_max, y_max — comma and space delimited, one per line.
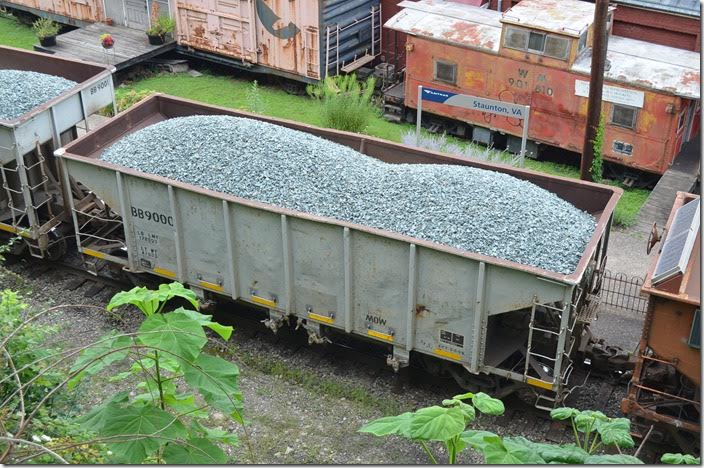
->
307, 74, 377, 133
32, 18, 60, 39
590, 114, 605, 183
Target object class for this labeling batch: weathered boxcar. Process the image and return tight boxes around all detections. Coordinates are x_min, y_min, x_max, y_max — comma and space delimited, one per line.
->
175, 0, 382, 83
0, 45, 115, 258
57, 93, 621, 408
384, 0, 701, 177
621, 191, 700, 453
0, 0, 103, 26
0, 0, 171, 28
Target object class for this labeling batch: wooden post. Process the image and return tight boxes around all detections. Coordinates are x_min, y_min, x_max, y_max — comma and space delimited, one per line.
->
580, 0, 609, 182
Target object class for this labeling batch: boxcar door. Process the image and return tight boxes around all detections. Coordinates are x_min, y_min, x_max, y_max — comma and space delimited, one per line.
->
255, 0, 313, 75
176, 0, 257, 63
125, 0, 149, 29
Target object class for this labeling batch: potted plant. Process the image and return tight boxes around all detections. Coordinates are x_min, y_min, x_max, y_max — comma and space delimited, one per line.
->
32, 17, 60, 47
146, 2, 175, 45
100, 33, 114, 49
146, 15, 175, 45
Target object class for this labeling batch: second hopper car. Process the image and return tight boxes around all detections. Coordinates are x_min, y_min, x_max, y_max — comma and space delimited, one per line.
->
57, 94, 622, 408
0, 45, 115, 258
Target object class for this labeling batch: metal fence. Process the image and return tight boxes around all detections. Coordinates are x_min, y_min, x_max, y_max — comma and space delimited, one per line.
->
600, 269, 649, 314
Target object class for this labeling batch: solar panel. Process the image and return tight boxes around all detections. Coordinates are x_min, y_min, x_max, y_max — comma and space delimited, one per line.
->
652, 198, 700, 285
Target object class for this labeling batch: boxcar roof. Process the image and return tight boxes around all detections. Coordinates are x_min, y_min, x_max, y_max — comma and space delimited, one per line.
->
500, 0, 594, 36
572, 36, 701, 100
384, 0, 502, 54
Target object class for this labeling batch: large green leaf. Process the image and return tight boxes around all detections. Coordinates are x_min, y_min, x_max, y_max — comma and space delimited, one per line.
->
138, 310, 207, 361
597, 418, 634, 448
482, 435, 546, 464
584, 454, 644, 464
550, 407, 580, 421
508, 437, 588, 464
107, 282, 199, 316
182, 353, 243, 417
162, 437, 227, 464
409, 406, 466, 442
359, 412, 413, 438
102, 405, 187, 464
68, 332, 132, 389
661, 453, 701, 465
76, 391, 129, 433
660, 453, 702, 465
452, 392, 474, 401
155, 282, 199, 310
108, 286, 161, 316
574, 410, 608, 433
460, 430, 499, 451
177, 308, 234, 340
472, 392, 505, 416
192, 420, 239, 446
539, 444, 589, 464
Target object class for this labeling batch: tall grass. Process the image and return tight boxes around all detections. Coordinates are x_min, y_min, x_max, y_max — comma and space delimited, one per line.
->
306, 74, 377, 133
401, 129, 522, 166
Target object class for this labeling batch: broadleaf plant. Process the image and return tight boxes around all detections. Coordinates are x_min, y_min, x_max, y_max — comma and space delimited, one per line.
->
68, 282, 244, 463
359, 392, 504, 464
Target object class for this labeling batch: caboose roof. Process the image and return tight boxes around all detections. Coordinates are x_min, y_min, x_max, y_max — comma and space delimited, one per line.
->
384, 0, 502, 54
501, 0, 595, 36
572, 36, 700, 100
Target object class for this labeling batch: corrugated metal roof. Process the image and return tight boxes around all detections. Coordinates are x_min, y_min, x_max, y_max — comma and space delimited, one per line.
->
501, 0, 595, 36
572, 35, 700, 100
383, 0, 502, 53
613, 0, 700, 18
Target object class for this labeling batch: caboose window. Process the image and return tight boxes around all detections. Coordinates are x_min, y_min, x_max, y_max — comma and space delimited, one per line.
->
527, 32, 546, 52
611, 104, 638, 129
545, 36, 569, 59
578, 30, 588, 52
505, 27, 528, 50
434, 60, 457, 85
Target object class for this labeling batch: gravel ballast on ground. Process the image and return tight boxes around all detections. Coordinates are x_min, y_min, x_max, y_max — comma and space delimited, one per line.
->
0, 69, 76, 120
101, 115, 596, 273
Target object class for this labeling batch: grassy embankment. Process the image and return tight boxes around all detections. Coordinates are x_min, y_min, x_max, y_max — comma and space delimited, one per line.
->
0, 14, 648, 226
0, 12, 36, 49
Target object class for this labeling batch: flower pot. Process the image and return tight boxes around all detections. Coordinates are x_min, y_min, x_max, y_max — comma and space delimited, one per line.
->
39, 35, 56, 47
104, 18, 114, 26
147, 34, 165, 45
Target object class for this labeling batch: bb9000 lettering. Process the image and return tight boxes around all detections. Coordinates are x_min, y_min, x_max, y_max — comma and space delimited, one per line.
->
130, 206, 174, 227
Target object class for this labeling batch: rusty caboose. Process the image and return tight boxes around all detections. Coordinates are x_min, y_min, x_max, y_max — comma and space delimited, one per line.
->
621, 191, 701, 454
383, 0, 700, 178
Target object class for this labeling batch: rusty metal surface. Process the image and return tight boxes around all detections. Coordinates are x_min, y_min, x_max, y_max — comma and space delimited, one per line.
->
500, 0, 594, 36
59, 93, 621, 285
384, 0, 502, 53
572, 36, 700, 100
1, 0, 104, 22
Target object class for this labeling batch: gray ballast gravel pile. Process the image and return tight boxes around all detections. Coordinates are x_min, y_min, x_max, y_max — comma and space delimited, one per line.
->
0, 70, 76, 120
102, 115, 596, 273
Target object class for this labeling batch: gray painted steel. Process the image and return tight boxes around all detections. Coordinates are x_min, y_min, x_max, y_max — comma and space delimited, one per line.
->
57, 94, 620, 397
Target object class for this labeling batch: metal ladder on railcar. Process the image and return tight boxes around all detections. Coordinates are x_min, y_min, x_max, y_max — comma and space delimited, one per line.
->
524, 289, 583, 410
324, 5, 382, 77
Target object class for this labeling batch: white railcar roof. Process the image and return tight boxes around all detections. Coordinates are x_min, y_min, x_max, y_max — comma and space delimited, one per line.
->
384, 0, 502, 54
500, 0, 594, 36
572, 36, 700, 100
